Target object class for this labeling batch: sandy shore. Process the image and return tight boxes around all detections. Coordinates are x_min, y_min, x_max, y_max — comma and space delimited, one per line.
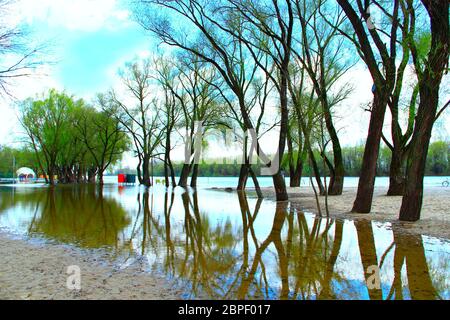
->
217, 186, 450, 240
0, 233, 180, 300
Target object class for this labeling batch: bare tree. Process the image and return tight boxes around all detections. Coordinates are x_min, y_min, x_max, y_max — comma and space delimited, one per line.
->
74, 96, 130, 185
0, 0, 44, 97
154, 56, 182, 187
110, 60, 164, 187
134, 0, 292, 201
293, 0, 354, 195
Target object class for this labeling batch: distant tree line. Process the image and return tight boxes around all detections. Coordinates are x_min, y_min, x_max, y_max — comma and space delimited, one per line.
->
144, 141, 450, 178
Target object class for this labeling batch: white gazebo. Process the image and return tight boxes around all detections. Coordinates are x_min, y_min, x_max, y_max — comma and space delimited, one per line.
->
16, 167, 36, 182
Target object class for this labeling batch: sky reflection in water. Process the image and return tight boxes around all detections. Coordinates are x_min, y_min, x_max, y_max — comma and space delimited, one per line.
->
0, 184, 448, 300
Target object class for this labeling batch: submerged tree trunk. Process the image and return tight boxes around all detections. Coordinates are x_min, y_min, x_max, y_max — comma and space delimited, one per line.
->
141, 155, 151, 187
168, 160, 176, 187
249, 167, 263, 199
237, 164, 249, 191
352, 92, 389, 213
399, 0, 449, 221
97, 170, 104, 186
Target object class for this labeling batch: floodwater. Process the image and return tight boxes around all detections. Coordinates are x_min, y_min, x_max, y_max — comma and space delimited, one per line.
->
0, 184, 448, 300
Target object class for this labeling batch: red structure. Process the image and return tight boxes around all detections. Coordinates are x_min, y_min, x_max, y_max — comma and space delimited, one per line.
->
118, 174, 126, 184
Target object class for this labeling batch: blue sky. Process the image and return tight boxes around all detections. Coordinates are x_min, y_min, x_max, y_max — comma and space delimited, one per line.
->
21, 0, 154, 97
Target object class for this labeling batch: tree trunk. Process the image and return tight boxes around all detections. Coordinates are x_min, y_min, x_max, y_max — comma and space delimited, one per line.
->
399, 0, 449, 221
308, 147, 325, 195
142, 155, 151, 187
289, 163, 302, 188
352, 92, 389, 213
399, 90, 439, 221
48, 166, 55, 186
273, 172, 288, 201
249, 167, 263, 199
164, 158, 170, 188
387, 146, 405, 196
88, 167, 96, 183
178, 163, 190, 188
136, 157, 143, 185
237, 164, 249, 191
287, 130, 302, 188
190, 163, 199, 188
168, 160, 176, 187
324, 108, 345, 195
97, 170, 104, 186
274, 69, 289, 202
164, 130, 173, 187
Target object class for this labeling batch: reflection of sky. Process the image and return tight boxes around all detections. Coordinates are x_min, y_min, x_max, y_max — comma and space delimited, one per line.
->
0, 183, 449, 300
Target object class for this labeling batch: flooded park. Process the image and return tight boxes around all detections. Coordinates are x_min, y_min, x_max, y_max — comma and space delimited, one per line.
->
1, 183, 448, 300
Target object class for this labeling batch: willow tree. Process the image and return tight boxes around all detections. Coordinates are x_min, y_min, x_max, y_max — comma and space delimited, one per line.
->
74, 96, 130, 185
19, 90, 79, 185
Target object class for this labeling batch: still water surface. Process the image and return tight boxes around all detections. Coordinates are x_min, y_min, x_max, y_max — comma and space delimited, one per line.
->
0, 184, 448, 300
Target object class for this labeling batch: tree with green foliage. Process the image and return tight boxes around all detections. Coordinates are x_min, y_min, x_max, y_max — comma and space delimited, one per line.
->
74, 95, 130, 185
19, 89, 127, 185
20, 90, 79, 185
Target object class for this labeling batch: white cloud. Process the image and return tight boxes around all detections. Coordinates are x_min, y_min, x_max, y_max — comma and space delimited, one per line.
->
12, 0, 131, 32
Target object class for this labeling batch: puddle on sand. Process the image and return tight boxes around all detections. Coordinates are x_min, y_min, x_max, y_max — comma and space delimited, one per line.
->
0, 184, 448, 300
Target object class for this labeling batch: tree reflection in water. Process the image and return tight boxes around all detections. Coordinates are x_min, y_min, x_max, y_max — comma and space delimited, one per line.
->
0, 186, 446, 300
129, 190, 442, 300
0, 185, 130, 248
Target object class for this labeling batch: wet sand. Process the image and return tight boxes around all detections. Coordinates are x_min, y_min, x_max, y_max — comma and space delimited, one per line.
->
0, 233, 180, 300
220, 186, 450, 240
